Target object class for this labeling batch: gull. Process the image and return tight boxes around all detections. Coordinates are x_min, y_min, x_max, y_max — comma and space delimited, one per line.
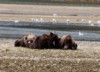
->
66, 19, 70, 23
40, 18, 44, 22
88, 20, 92, 24
97, 20, 100, 24
81, 19, 85, 22
88, 20, 95, 26
32, 18, 39, 22
52, 18, 57, 23
96, 20, 100, 26
90, 23, 94, 26
53, 13, 57, 17
14, 20, 19, 23
78, 31, 83, 36
35, 18, 39, 22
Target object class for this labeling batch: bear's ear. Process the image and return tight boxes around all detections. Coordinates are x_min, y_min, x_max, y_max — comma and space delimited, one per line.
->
14, 40, 21, 47
33, 36, 36, 40
67, 35, 72, 38
24, 36, 27, 40
50, 32, 53, 36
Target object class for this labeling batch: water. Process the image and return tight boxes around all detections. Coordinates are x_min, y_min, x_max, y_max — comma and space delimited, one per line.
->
0, 21, 100, 41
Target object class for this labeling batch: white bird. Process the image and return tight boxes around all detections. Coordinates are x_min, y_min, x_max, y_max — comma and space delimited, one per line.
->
14, 20, 19, 23
35, 18, 39, 22
66, 19, 70, 23
88, 20, 92, 24
97, 20, 100, 24
40, 18, 44, 22
81, 19, 85, 22
53, 13, 57, 17
52, 18, 57, 23
78, 31, 83, 36
96, 20, 100, 26
90, 23, 94, 26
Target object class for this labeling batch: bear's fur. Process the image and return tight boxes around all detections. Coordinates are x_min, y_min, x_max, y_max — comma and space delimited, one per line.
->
48, 32, 59, 48
35, 32, 59, 49
15, 33, 77, 50
15, 34, 36, 48
59, 35, 77, 50
15, 39, 25, 47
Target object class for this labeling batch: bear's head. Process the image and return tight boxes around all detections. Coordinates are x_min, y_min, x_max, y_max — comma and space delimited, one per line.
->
24, 34, 36, 48
49, 32, 59, 48
59, 35, 77, 50
14, 34, 36, 48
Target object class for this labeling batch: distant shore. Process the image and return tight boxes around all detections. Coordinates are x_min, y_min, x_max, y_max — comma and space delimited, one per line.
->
0, 4, 100, 23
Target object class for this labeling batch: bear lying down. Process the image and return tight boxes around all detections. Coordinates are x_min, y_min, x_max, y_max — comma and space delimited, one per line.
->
59, 35, 77, 50
15, 32, 77, 50
15, 34, 36, 48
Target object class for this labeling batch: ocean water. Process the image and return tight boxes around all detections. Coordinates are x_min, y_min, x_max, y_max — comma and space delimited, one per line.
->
0, 21, 100, 41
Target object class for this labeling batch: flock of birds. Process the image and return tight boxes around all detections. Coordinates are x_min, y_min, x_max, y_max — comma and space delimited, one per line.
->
13, 13, 100, 25
12, 13, 100, 36
14, 18, 100, 26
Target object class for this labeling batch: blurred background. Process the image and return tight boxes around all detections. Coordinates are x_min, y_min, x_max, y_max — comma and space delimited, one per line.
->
0, 0, 100, 41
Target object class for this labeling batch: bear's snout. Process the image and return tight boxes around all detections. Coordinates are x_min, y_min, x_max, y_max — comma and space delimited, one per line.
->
64, 45, 68, 49
27, 40, 33, 44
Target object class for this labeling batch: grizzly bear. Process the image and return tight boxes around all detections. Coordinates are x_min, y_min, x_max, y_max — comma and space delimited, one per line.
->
35, 32, 59, 49
49, 32, 60, 48
59, 35, 77, 50
14, 39, 25, 47
15, 34, 36, 48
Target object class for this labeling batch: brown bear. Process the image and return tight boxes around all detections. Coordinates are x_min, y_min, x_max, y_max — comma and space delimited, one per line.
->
48, 32, 60, 48
35, 32, 59, 49
15, 34, 36, 48
59, 35, 77, 50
